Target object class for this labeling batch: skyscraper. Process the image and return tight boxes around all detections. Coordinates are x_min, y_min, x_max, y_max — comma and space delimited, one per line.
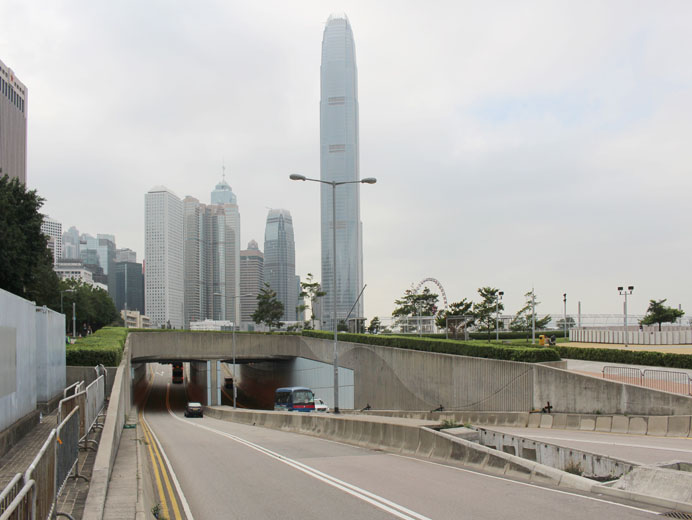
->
40, 216, 62, 264
240, 240, 264, 325
263, 209, 297, 322
182, 176, 240, 328
145, 186, 184, 328
0, 58, 27, 184
320, 14, 364, 330
62, 226, 80, 259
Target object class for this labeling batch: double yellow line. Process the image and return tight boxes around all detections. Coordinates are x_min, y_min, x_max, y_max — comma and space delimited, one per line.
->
139, 368, 183, 520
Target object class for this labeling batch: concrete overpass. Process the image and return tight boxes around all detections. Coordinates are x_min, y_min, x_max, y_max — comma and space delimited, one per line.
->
128, 331, 692, 415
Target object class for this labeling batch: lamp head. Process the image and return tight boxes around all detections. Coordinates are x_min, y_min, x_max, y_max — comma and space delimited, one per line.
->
628, 286, 634, 292
361, 177, 377, 184
289, 174, 307, 181
617, 286, 623, 292
498, 291, 504, 297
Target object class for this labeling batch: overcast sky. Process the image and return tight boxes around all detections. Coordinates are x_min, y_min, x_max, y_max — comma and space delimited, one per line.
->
2, 0, 690, 322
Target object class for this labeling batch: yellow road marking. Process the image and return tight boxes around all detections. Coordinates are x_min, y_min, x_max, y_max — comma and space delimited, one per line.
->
140, 366, 184, 520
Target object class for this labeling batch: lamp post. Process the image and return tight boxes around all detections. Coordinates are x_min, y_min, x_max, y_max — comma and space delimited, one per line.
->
495, 291, 504, 341
563, 293, 567, 340
60, 288, 74, 315
290, 173, 377, 413
228, 293, 253, 408
618, 286, 634, 347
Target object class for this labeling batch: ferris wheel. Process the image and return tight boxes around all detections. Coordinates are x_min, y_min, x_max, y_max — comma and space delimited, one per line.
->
414, 278, 449, 310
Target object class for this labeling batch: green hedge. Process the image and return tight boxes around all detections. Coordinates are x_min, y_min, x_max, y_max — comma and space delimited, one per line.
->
302, 330, 560, 363
66, 327, 128, 366
555, 345, 692, 370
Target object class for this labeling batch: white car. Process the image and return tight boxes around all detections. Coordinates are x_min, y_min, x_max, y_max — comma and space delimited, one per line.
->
314, 398, 329, 412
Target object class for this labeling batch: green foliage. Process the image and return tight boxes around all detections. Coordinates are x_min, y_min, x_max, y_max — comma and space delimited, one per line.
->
58, 279, 119, 334
641, 299, 685, 331
555, 345, 692, 370
0, 175, 60, 305
299, 273, 326, 329
509, 290, 551, 332
252, 283, 284, 330
392, 287, 439, 317
555, 316, 576, 330
367, 316, 381, 334
435, 298, 474, 334
439, 419, 461, 429
302, 330, 561, 363
472, 287, 504, 338
66, 326, 128, 366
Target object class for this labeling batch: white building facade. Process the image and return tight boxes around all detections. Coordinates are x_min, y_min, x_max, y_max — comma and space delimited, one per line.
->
145, 186, 184, 328
40, 216, 62, 264
0, 58, 28, 184
319, 14, 364, 330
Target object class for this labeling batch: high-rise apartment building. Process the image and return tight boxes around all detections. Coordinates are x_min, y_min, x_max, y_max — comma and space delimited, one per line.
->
41, 216, 62, 264
0, 58, 27, 184
240, 239, 264, 325
145, 186, 184, 328
182, 177, 240, 328
263, 209, 297, 322
320, 14, 364, 330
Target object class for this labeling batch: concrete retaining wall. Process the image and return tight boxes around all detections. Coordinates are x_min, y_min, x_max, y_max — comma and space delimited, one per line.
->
204, 407, 596, 491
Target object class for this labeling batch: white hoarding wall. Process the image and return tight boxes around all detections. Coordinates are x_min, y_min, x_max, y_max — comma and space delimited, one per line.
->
35, 305, 66, 403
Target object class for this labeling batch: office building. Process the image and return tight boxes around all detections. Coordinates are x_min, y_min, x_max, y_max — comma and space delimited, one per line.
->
121, 309, 152, 329
320, 14, 364, 330
145, 186, 184, 328
113, 261, 144, 313
40, 216, 62, 264
240, 239, 264, 325
62, 226, 80, 259
0, 58, 27, 184
182, 177, 241, 328
263, 209, 296, 322
115, 248, 137, 263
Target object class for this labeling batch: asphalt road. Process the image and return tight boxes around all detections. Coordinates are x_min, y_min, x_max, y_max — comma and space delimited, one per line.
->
141, 369, 665, 519
486, 426, 692, 465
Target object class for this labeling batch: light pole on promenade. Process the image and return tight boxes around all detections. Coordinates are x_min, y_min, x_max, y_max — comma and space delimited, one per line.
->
290, 173, 377, 413
228, 293, 253, 408
495, 291, 504, 341
563, 293, 567, 340
618, 286, 634, 347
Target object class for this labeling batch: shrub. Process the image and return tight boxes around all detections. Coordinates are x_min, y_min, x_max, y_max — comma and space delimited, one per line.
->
554, 345, 692, 370
66, 326, 128, 366
302, 330, 560, 363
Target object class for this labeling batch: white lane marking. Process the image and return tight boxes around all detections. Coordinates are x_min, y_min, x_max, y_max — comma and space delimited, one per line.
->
508, 434, 692, 455
141, 384, 195, 520
167, 410, 430, 520
388, 454, 660, 516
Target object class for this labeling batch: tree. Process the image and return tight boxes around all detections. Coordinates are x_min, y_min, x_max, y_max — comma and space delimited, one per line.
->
392, 287, 439, 333
252, 283, 284, 330
641, 299, 684, 331
436, 299, 475, 337
58, 279, 118, 334
298, 273, 326, 330
472, 287, 504, 339
555, 316, 576, 331
0, 175, 60, 305
510, 290, 551, 332
367, 316, 381, 334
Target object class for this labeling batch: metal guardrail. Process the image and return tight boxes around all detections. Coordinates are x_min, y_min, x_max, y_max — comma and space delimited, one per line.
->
602, 365, 692, 396
0, 367, 104, 519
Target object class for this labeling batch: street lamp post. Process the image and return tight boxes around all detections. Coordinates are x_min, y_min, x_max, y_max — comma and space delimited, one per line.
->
228, 293, 253, 409
495, 291, 504, 341
618, 286, 634, 347
563, 293, 567, 340
290, 173, 377, 413
60, 288, 75, 315
72, 302, 76, 340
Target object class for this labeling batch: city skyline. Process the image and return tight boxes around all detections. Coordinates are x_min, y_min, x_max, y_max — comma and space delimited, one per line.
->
5, 2, 691, 320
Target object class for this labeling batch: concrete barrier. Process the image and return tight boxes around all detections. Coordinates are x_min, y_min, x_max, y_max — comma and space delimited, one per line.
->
667, 416, 691, 437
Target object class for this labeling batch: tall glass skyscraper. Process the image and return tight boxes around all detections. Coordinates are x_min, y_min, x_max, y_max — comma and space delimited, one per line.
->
263, 209, 297, 322
320, 14, 363, 330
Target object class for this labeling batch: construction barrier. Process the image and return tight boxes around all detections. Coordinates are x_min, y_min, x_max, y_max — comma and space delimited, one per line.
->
24, 431, 56, 520
603, 365, 692, 396
0, 480, 35, 520
0, 473, 24, 516
56, 408, 80, 496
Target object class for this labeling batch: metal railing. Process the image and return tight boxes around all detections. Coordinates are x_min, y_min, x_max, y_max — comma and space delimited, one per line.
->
0, 367, 104, 519
602, 365, 692, 396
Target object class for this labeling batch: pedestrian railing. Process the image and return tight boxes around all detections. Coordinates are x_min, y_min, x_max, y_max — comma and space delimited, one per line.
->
602, 365, 692, 396
0, 366, 105, 520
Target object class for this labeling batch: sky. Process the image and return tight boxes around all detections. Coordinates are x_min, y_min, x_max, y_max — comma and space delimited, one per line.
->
2, 0, 691, 322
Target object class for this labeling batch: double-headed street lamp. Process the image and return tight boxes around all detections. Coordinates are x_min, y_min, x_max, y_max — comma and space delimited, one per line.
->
60, 289, 76, 339
290, 173, 377, 413
495, 291, 504, 341
229, 293, 253, 409
563, 293, 567, 339
618, 285, 634, 347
